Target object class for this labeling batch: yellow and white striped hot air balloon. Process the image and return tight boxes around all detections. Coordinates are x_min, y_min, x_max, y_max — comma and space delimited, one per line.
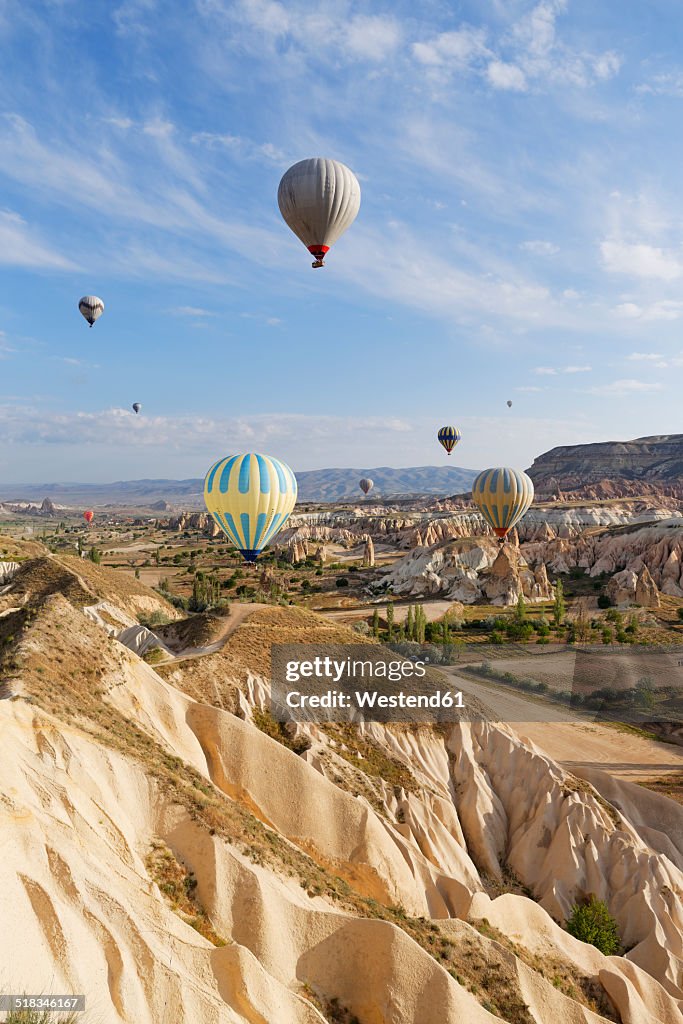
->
471, 467, 534, 542
278, 158, 361, 268
204, 453, 297, 563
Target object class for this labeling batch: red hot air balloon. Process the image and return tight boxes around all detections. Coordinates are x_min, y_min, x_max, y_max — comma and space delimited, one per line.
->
83, 510, 94, 525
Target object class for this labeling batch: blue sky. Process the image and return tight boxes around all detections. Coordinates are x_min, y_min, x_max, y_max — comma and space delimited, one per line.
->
2, 0, 683, 482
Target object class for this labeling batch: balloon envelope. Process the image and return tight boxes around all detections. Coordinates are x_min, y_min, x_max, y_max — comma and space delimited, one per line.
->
83, 510, 94, 524
132, 403, 141, 414
471, 467, 534, 540
278, 158, 360, 267
507, 400, 512, 408
438, 425, 461, 454
204, 453, 297, 562
359, 478, 373, 495
78, 296, 104, 327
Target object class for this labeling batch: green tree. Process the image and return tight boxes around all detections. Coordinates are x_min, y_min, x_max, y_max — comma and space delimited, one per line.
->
386, 601, 394, 640
406, 605, 414, 641
372, 609, 380, 638
89, 546, 101, 564
414, 605, 427, 643
514, 593, 527, 623
566, 896, 621, 955
553, 578, 566, 628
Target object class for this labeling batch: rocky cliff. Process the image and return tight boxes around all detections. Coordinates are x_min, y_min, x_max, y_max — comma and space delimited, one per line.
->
527, 434, 683, 495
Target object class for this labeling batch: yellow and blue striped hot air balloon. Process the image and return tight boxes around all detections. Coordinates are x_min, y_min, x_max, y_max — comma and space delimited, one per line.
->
438, 425, 461, 454
204, 453, 297, 563
471, 467, 534, 542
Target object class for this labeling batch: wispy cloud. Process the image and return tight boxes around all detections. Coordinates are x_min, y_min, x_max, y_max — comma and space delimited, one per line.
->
589, 378, 663, 396
168, 306, 217, 318
533, 363, 591, 376
0, 405, 416, 453
613, 299, 683, 320
411, 0, 620, 93
637, 71, 683, 97
520, 239, 559, 255
601, 240, 683, 280
0, 210, 76, 270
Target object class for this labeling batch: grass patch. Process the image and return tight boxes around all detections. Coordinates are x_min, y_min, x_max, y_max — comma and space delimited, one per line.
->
142, 646, 167, 665
252, 708, 312, 755
301, 985, 361, 1024
469, 917, 619, 1021
4, 1010, 83, 1024
146, 840, 227, 946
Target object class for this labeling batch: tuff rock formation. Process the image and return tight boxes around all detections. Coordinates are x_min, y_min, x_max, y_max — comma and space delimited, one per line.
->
362, 535, 375, 568
382, 539, 554, 606
607, 565, 661, 608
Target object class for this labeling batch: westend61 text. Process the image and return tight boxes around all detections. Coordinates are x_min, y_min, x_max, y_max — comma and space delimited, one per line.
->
285, 689, 465, 710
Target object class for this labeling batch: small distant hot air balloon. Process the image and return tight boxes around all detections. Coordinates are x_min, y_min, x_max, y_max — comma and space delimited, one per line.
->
132, 403, 142, 415
471, 468, 534, 543
204, 453, 297, 563
507, 400, 512, 408
78, 296, 104, 327
278, 158, 361, 268
438, 425, 461, 454
83, 509, 94, 525
359, 478, 374, 496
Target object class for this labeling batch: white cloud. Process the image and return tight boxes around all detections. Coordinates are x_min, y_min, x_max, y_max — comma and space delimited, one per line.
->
589, 378, 664, 396
593, 51, 621, 79
563, 365, 591, 373
344, 15, 403, 61
190, 131, 285, 163
637, 71, 683, 97
487, 60, 527, 91
0, 210, 77, 270
601, 240, 683, 281
169, 306, 216, 317
412, 27, 489, 67
534, 366, 557, 375
614, 302, 642, 318
520, 239, 559, 255
514, 385, 543, 392
0, 406, 418, 455
627, 352, 663, 361
209, 1, 401, 63
613, 299, 683, 321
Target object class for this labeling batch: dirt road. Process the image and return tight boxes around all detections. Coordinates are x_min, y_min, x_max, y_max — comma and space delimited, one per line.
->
448, 668, 683, 784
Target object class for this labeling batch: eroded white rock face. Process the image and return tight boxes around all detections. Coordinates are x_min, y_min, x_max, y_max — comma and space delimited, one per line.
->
524, 523, 683, 594
382, 540, 555, 606
0, 561, 20, 584
3, 591, 683, 1024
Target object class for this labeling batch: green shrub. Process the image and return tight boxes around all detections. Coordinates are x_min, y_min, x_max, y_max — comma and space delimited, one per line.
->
597, 594, 612, 609
566, 896, 621, 955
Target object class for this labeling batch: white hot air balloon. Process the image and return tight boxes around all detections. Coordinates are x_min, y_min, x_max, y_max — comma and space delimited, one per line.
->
359, 478, 374, 495
79, 295, 104, 327
278, 158, 360, 268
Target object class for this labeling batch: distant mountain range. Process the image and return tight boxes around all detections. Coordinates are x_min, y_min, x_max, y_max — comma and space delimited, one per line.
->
0, 465, 478, 507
